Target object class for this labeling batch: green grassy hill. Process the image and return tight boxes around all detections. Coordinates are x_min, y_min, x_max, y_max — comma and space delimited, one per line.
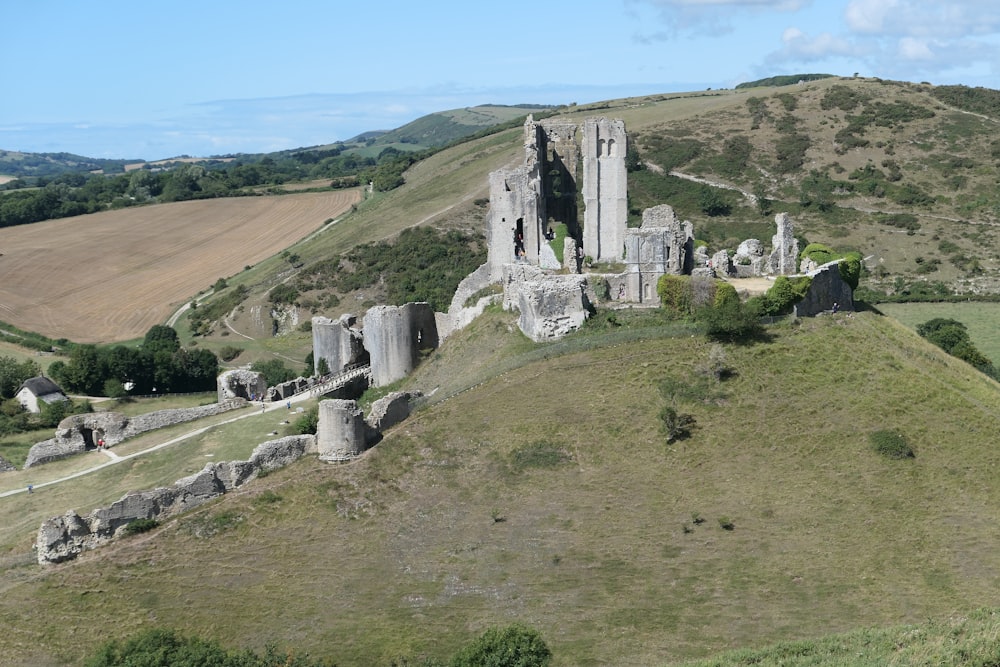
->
8, 78, 1000, 665
6, 310, 1000, 665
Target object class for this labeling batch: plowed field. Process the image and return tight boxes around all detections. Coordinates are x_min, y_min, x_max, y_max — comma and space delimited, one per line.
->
0, 189, 360, 343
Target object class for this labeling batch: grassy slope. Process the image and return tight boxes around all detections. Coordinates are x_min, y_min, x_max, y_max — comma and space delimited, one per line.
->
5, 312, 1000, 665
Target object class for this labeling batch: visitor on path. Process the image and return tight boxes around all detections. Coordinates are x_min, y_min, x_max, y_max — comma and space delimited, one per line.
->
27, 484, 33, 494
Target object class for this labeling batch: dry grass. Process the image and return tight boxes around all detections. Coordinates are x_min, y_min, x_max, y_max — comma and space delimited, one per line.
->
5, 313, 1000, 665
0, 189, 360, 343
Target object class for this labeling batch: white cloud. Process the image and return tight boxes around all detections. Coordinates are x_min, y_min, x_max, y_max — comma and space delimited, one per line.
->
844, 0, 898, 33
628, 0, 811, 36
777, 26, 861, 59
897, 37, 934, 61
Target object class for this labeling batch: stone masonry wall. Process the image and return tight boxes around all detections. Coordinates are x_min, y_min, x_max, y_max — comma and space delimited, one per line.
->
35, 434, 317, 564
24, 399, 246, 469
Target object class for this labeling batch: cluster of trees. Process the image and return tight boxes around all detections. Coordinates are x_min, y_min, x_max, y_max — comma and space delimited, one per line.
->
916, 318, 998, 379
85, 624, 551, 666
48, 326, 218, 397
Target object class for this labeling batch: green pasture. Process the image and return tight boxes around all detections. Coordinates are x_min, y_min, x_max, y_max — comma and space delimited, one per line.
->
878, 302, 1000, 364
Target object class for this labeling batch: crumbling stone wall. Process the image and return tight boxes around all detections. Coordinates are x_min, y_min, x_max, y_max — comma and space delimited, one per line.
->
486, 166, 543, 279
24, 400, 246, 469
363, 303, 439, 387
317, 399, 374, 461
218, 369, 266, 402
312, 314, 367, 375
624, 205, 694, 303
502, 266, 591, 341
266, 377, 312, 401
35, 434, 316, 564
768, 212, 800, 275
582, 117, 628, 263
794, 261, 854, 317
365, 391, 421, 433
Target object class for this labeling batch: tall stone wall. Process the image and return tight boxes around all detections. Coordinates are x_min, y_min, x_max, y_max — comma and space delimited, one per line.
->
794, 261, 855, 317
486, 166, 543, 279
768, 212, 800, 275
582, 117, 628, 263
538, 119, 580, 229
363, 302, 439, 387
312, 314, 366, 375
624, 205, 694, 303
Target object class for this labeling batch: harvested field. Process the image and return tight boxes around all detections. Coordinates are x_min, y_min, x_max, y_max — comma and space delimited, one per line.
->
0, 189, 361, 344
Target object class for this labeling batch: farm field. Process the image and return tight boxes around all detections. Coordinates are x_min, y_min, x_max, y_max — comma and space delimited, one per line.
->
878, 302, 1000, 365
0, 189, 360, 344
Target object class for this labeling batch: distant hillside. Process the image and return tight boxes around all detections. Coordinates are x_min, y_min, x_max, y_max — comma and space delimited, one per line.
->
358, 104, 558, 152
736, 73, 835, 88
0, 150, 140, 178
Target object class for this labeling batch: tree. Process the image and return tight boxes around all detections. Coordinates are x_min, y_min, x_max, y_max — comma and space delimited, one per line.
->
143, 325, 180, 354
251, 359, 297, 388
699, 186, 731, 217
450, 624, 552, 667
0, 356, 40, 399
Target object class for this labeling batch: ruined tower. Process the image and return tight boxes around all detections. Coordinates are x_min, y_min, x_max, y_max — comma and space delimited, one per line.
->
582, 117, 628, 263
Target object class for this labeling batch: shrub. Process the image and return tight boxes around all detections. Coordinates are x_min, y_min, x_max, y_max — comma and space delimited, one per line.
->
218, 345, 243, 362
122, 518, 159, 536
450, 624, 552, 667
657, 275, 693, 316
699, 299, 762, 341
870, 430, 915, 459
660, 406, 695, 443
839, 253, 862, 290
293, 406, 319, 435
718, 516, 735, 530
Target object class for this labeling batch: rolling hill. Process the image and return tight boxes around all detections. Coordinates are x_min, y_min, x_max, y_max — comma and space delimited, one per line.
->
4, 309, 1000, 665
5, 77, 1000, 665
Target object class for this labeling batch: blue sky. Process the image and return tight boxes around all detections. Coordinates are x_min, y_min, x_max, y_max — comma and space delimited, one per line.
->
3, 0, 1000, 160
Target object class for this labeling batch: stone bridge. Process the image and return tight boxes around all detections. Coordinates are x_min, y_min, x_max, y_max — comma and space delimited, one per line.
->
309, 363, 372, 397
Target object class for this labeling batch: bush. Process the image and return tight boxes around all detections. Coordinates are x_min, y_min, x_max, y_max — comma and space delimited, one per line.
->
122, 518, 159, 536
660, 406, 695, 443
293, 406, 318, 435
450, 624, 552, 667
870, 430, 915, 459
218, 345, 243, 362
699, 299, 762, 341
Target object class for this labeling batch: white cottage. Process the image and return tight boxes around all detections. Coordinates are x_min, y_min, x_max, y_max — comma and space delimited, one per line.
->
16, 376, 68, 414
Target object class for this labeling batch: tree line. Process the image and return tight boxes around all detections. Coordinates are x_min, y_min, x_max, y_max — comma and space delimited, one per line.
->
48, 325, 218, 397
0, 146, 424, 228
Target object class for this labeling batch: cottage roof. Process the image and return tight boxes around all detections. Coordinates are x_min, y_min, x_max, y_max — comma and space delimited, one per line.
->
19, 376, 65, 398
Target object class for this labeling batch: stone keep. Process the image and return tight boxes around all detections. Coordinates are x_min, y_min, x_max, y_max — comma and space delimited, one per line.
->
624, 205, 694, 303
312, 314, 366, 374
317, 399, 369, 461
582, 117, 628, 263
363, 303, 439, 387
